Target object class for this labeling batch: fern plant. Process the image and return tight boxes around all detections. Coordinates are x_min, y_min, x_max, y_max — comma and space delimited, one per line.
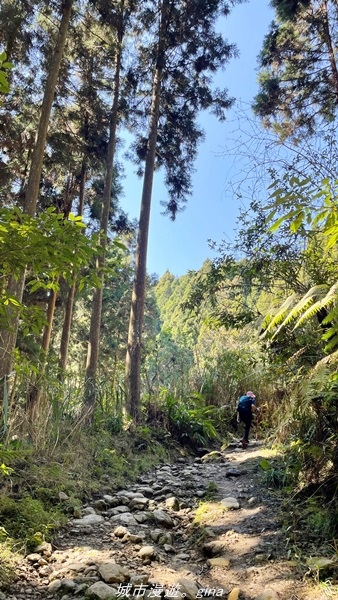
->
262, 282, 338, 352
262, 175, 338, 354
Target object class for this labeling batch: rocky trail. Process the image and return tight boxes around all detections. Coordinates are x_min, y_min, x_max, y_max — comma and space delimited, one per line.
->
1, 444, 330, 600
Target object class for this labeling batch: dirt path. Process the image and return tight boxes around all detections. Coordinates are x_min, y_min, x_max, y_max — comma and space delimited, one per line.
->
2, 443, 333, 600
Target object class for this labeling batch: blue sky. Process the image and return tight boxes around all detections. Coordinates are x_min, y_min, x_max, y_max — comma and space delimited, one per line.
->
121, 0, 274, 277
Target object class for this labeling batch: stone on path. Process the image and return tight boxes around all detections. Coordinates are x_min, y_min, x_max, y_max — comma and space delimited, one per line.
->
110, 513, 137, 526
202, 540, 226, 557
98, 563, 130, 583
72, 514, 104, 526
129, 495, 148, 507
47, 580, 62, 593
177, 578, 199, 600
165, 497, 180, 510
248, 496, 257, 505
130, 574, 149, 586
86, 581, 117, 599
220, 497, 240, 510
36, 541, 52, 557
139, 545, 156, 560
207, 556, 230, 568
113, 526, 129, 538
255, 590, 279, 600
152, 509, 174, 528
225, 468, 241, 477
26, 553, 42, 563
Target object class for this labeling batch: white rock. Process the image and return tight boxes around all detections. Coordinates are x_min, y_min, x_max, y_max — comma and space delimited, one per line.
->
26, 553, 42, 563
139, 545, 156, 559
59, 491, 69, 500
220, 497, 240, 510
113, 526, 129, 538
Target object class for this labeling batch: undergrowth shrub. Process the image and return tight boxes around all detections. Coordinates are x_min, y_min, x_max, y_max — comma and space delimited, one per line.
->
160, 391, 218, 448
0, 495, 64, 551
0, 540, 20, 588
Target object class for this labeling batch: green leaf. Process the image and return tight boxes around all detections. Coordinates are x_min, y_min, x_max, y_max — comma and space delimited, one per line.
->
259, 459, 271, 471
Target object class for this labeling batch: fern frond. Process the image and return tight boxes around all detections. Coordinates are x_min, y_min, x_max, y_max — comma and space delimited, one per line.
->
290, 282, 338, 336
271, 285, 329, 337
262, 293, 299, 335
324, 334, 338, 352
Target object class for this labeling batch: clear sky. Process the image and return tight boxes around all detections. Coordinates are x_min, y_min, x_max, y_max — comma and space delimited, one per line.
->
121, 0, 274, 278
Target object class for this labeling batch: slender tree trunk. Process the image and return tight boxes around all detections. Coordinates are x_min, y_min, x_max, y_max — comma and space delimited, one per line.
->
59, 283, 76, 374
26, 289, 57, 426
24, 0, 74, 217
84, 30, 123, 411
42, 289, 58, 356
59, 160, 87, 375
0, 0, 73, 386
320, 1, 338, 99
125, 0, 168, 421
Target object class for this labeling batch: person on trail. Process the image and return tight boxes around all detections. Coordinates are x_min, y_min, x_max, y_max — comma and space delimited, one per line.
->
237, 390, 259, 447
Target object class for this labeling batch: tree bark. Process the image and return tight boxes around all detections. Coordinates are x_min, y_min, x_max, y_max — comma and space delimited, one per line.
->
0, 0, 73, 387
84, 22, 123, 411
26, 289, 57, 427
125, 0, 168, 421
320, 1, 338, 100
24, 0, 74, 217
59, 160, 87, 375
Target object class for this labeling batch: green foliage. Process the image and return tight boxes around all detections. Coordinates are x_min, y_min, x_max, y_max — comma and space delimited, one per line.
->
253, 1, 338, 139
204, 481, 219, 500
0, 51, 13, 95
0, 495, 64, 550
0, 207, 102, 330
261, 176, 338, 353
162, 391, 218, 448
259, 454, 299, 489
0, 540, 19, 588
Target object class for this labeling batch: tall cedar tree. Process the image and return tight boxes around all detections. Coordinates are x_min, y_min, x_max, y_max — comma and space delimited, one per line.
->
253, 0, 338, 139
57, 6, 123, 376
125, 0, 239, 420
0, 0, 74, 387
83, 0, 138, 410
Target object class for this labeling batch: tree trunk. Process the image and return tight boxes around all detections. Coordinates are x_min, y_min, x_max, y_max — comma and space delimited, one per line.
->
125, 0, 168, 421
0, 0, 73, 387
84, 29, 123, 411
320, 1, 338, 100
59, 160, 87, 375
26, 289, 57, 426
24, 0, 74, 217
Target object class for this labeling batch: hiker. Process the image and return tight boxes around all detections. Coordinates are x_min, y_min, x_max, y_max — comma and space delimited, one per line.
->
237, 390, 259, 447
